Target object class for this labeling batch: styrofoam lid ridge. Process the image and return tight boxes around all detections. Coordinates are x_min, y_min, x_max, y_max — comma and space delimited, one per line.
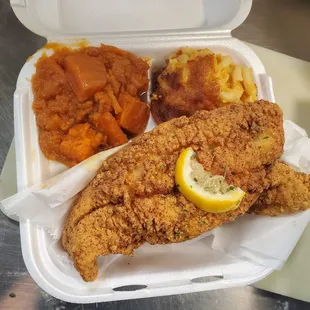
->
11, 0, 252, 38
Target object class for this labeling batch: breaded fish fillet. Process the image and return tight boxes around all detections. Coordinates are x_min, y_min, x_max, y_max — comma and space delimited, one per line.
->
250, 161, 310, 216
62, 101, 284, 281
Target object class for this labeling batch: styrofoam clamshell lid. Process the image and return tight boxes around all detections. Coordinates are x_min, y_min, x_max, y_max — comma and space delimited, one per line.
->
10, 0, 252, 38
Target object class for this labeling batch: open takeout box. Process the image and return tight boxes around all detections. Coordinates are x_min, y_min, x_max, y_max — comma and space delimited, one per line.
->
5, 0, 309, 304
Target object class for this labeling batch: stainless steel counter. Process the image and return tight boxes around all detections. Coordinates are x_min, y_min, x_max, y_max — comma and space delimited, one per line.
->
1, 0, 310, 309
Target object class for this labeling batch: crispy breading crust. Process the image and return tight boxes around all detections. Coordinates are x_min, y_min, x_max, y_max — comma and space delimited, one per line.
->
250, 162, 310, 216
62, 101, 284, 281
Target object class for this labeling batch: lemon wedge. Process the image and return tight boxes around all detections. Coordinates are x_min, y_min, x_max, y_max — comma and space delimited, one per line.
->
175, 147, 245, 213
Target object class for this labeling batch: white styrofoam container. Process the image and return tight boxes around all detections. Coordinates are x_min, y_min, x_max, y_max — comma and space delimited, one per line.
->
11, 0, 275, 303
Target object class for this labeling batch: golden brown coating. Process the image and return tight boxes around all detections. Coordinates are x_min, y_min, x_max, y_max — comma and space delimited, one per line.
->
250, 162, 310, 216
151, 47, 257, 124
62, 100, 284, 282
151, 49, 220, 124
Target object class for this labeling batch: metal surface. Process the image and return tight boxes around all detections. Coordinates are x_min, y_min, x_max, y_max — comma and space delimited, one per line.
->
0, 0, 310, 308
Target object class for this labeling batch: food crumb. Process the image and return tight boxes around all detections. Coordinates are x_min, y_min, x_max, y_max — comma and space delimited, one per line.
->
9, 293, 16, 298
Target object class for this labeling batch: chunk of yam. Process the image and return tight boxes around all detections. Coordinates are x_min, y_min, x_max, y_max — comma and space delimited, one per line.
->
60, 124, 104, 165
64, 54, 107, 101
94, 92, 113, 113
33, 59, 66, 100
117, 93, 150, 135
106, 86, 122, 114
91, 112, 128, 147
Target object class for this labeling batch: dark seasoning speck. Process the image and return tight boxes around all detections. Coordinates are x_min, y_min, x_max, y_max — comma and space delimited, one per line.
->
227, 186, 235, 192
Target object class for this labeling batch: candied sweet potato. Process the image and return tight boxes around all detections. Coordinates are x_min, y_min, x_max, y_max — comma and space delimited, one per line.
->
94, 92, 113, 113
32, 58, 68, 101
32, 44, 149, 166
117, 93, 150, 135
90, 112, 128, 147
107, 87, 122, 114
60, 124, 105, 166
64, 54, 107, 102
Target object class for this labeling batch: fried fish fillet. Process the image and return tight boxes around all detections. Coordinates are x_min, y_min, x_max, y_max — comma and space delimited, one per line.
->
62, 100, 284, 281
250, 161, 310, 216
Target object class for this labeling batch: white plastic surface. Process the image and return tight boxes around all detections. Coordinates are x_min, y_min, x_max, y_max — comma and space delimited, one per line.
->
20, 221, 272, 303
11, 0, 252, 38
10, 0, 279, 304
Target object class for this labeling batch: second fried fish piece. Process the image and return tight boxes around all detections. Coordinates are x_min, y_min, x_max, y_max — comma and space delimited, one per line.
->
251, 161, 310, 216
62, 101, 284, 282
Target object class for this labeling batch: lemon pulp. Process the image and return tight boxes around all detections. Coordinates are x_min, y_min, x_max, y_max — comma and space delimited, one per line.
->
175, 147, 245, 213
